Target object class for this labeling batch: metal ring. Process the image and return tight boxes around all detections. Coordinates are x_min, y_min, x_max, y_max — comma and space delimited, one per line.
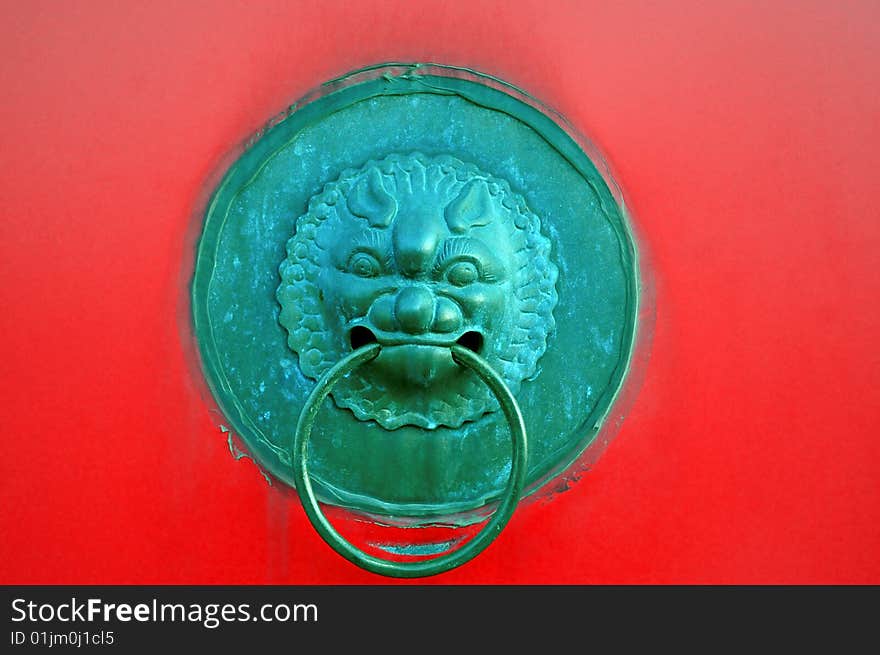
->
292, 342, 528, 578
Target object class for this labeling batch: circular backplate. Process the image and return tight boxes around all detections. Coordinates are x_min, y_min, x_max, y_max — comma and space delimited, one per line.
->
192, 63, 639, 521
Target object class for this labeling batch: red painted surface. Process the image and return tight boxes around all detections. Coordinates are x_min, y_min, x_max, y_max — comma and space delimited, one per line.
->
1, 1, 878, 584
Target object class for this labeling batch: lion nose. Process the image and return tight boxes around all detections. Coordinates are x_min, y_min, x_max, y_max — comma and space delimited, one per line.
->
394, 287, 435, 334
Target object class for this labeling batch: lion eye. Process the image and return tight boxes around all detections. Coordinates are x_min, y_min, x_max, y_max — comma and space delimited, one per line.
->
446, 260, 480, 286
348, 252, 381, 278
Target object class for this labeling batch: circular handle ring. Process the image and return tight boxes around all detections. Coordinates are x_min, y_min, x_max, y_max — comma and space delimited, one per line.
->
292, 342, 528, 578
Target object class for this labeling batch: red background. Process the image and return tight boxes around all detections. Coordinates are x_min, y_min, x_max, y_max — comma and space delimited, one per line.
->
1, 1, 878, 584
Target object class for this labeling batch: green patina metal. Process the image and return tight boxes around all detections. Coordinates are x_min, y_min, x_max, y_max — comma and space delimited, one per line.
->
277, 152, 557, 431
191, 63, 639, 525
293, 343, 527, 577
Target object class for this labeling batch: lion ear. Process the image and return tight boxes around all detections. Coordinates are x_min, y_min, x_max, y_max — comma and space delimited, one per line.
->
347, 168, 397, 227
445, 179, 495, 233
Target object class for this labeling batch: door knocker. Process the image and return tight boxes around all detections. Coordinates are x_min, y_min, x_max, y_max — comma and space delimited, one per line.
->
191, 63, 640, 577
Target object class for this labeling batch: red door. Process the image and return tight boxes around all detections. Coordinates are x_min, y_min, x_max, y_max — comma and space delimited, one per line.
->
1, 1, 878, 584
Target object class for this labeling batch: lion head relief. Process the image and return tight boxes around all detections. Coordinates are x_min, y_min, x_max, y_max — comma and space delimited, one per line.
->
277, 153, 558, 430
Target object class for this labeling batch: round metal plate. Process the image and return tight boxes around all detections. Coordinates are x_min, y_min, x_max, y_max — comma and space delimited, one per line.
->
191, 64, 639, 521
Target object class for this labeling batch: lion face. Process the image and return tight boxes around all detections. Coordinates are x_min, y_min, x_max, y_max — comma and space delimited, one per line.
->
278, 153, 557, 430
321, 173, 514, 388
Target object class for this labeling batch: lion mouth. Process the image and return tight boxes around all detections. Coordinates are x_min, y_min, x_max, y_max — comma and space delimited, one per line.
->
348, 325, 484, 355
